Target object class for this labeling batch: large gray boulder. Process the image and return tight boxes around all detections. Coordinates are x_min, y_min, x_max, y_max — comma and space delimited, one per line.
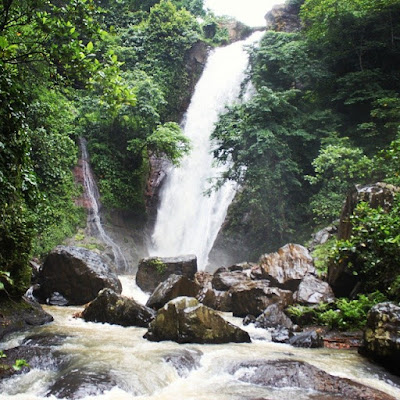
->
146, 274, 200, 310
230, 280, 293, 317
79, 288, 155, 327
33, 246, 122, 305
254, 303, 294, 330
136, 255, 197, 293
289, 329, 324, 348
197, 288, 232, 312
293, 274, 335, 305
258, 244, 315, 291
144, 297, 250, 344
230, 359, 396, 400
212, 269, 251, 291
360, 302, 400, 376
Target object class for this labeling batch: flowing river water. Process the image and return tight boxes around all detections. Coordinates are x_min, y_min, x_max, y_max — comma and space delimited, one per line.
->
1, 276, 400, 399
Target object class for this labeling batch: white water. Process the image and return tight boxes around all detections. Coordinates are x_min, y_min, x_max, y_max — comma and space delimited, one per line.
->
80, 138, 128, 271
150, 32, 264, 270
1, 276, 400, 400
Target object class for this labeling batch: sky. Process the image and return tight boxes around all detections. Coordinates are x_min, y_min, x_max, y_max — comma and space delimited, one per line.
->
203, 0, 284, 27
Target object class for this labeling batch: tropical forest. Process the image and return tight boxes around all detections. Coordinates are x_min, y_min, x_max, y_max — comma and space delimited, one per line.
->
1, 0, 400, 398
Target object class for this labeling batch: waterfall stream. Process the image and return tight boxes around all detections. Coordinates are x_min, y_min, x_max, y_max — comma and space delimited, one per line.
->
150, 32, 264, 270
80, 138, 128, 271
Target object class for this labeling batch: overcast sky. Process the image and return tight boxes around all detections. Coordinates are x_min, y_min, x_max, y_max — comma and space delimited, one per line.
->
203, 0, 284, 27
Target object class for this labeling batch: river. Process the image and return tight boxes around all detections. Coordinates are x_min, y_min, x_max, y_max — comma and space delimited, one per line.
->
1, 276, 400, 399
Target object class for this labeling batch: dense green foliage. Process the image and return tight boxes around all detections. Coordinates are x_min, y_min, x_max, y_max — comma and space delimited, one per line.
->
0, 0, 106, 295
287, 291, 387, 330
80, 0, 200, 211
212, 0, 400, 261
0, 0, 206, 295
331, 197, 400, 301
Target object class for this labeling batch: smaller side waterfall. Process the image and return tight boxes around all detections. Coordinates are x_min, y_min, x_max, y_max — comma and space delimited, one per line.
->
79, 137, 128, 271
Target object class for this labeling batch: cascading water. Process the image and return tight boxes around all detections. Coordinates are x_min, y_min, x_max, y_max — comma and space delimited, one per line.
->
150, 32, 264, 269
80, 137, 128, 271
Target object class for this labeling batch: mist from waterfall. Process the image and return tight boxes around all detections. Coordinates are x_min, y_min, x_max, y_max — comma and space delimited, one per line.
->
80, 137, 128, 271
150, 31, 264, 270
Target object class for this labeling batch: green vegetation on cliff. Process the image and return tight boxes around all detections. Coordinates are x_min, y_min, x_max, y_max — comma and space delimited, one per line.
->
212, 0, 400, 266
0, 0, 208, 295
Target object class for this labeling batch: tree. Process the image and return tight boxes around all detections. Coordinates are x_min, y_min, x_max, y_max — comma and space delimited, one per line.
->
306, 143, 373, 223
0, 0, 111, 296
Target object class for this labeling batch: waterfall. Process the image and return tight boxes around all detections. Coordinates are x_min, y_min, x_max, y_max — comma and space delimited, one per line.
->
79, 137, 128, 271
150, 31, 264, 270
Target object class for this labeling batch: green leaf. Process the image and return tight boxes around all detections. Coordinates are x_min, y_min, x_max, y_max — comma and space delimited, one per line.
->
0, 36, 8, 49
86, 41, 93, 52
13, 359, 29, 371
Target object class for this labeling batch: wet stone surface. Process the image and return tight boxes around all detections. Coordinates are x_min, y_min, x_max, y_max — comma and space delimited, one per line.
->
163, 349, 203, 377
45, 369, 117, 399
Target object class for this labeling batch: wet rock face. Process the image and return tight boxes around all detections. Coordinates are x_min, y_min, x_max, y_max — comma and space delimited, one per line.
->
197, 287, 232, 312
258, 244, 316, 292
144, 297, 250, 344
46, 369, 116, 399
80, 288, 155, 328
136, 255, 198, 293
230, 280, 293, 317
308, 224, 338, 252
212, 269, 251, 291
360, 302, 400, 376
230, 359, 396, 400
163, 349, 203, 378
1, 333, 72, 381
146, 274, 200, 310
293, 274, 335, 305
254, 303, 293, 330
0, 297, 53, 341
33, 246, 122, 305
264, 3, 301, 33
289, 330, 324, 349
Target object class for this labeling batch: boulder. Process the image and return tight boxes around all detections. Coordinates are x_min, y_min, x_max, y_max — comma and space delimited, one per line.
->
163, 349, 203, 378
289, 330, 324, 348
293, 274, 335, 305
32, 246, 122, 305
212, 270, 251, 291
80, 289, 155, 328
265, 3, 301, 33
0, 297, 53, 341
271, 327, 293, 344
258, 244, 315, 291
360, 302, 400, 376
1, 333, 71, 380
144, 297, 250, 344
329, 183, 400, 297
254, 303, 294, 330
146, 274, 200, 310
230, 280, 293, 317
230, 359, 396, 400
136, 255, 197, 293
308, 224, 338, 252
197, 287, 232, 312
45, 369, 116, 399
194, 271, 213, 288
